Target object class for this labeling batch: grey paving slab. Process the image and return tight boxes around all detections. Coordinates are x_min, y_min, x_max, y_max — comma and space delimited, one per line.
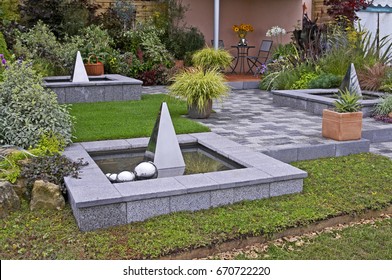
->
173, 174, 219, 193
205, 168, 273, 188
81, 139, 131, 152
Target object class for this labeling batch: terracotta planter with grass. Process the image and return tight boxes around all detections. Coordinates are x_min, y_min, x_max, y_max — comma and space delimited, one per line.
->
322, 109, 363, 141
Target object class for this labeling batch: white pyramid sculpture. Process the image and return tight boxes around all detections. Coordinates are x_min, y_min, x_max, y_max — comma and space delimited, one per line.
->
71, 51, 89, 83
339, 63, 362, 97
145, 102, 185, 178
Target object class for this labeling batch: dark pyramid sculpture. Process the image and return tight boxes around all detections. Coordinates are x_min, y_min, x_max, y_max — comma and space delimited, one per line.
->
71, 51, 89, 83
145, 102, 185, 178
339, 63, 362, 98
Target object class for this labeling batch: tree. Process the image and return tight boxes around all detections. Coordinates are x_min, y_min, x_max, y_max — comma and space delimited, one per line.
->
324, 0, 373, 22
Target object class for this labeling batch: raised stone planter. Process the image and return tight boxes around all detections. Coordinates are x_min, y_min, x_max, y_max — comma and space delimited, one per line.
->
272, 89, 383, 117
44, 74, 143, 104
63, 133, 307, 231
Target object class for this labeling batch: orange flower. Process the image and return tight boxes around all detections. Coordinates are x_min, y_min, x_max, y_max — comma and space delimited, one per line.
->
232, 23, 254, 38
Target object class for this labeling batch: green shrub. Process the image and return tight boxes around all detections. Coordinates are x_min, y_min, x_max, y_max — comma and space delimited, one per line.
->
373, 95, 392, 116
0, 32, 11, 60
0, 0, 20, 22
308, 73, 342, 89
165, 27, 205, 60
192, 47, 233, 72
292, 72, 318, 89
0, 60, 74, 148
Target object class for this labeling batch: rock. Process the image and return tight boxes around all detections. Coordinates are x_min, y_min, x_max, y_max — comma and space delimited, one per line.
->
30, 180, 65, 211
108, 173, 118, 182
0, 180, 21, 218
14, 178, 28, 200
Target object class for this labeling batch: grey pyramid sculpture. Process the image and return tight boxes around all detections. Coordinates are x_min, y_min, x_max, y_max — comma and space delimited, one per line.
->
339, 63, 362, 98
71, 51, 89, 83
145, 102, 185, 178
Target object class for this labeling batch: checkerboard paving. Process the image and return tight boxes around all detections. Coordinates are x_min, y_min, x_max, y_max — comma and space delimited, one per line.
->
142, 87, 392, 159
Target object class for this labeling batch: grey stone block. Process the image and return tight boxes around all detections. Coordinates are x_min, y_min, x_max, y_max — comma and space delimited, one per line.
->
253, 163, 307, 180
176, 134, 198, 144
170, 192, 210, 212
335, 139, 370, 156
53, 87, 66, 103
66, 86, 105, 103
297, 144, 336, 161
114, 177, 188, 201
174, 174, 219, 193
80, 139, 131, 152
232, 183, 269, 203
262, 148, 298, 163
363, 128, 392, 143
76, 203, 127, 231
104, 85, 123, 101
127, 197, 170, 222
126, 137, 149, 148
123, 85, 142, 100
243, 81, 260, 89
210, 188, 234, 207
65, 181, 122, 207
227, 81, 244, 90
270, 179, 303, 197
205, 168, 272, 188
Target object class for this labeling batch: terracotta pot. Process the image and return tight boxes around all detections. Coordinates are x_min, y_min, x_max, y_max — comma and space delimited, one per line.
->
188, 100, 213, 119
322, 109, 363, 141
388, 112, 392, 118
84, 55, 104, 76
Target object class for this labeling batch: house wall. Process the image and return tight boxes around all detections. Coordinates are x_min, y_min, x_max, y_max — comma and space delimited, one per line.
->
182, 0, 303, 56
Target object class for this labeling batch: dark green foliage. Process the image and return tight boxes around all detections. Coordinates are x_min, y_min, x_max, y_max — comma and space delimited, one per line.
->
19, 0, 99, 38
20, 155, 87, 196
164, 27, 205, 60
308, 73, 342, 88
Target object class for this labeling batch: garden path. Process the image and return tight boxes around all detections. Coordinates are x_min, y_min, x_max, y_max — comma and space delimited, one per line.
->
142, 87, 392, 159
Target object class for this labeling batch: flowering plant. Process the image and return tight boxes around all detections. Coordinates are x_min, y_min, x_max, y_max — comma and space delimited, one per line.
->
0, 54, 6, 66
266, 26, 286, 45
232, 24, 254, 38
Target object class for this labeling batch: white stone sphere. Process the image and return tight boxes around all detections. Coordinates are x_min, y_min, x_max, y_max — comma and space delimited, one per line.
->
134, 161, 158, 180
117, 171, 136, 182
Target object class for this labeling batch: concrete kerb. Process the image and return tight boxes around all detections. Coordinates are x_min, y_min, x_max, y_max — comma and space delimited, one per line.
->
64, 132, 307, 231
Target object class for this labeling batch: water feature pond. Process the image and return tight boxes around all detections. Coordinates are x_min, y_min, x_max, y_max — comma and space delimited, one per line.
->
91, 144, 244, 176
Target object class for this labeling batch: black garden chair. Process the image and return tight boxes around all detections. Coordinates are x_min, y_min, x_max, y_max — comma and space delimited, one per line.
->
246, 39, 273, 74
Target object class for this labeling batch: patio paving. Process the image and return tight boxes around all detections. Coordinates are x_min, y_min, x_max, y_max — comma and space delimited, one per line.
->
142, 87, 392, 160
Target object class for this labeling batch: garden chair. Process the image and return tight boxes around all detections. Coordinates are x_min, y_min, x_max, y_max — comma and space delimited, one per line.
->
246, 39, 273, 74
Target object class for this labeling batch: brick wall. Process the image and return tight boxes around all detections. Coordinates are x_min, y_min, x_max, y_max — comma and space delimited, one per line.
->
312, 0, 333, 23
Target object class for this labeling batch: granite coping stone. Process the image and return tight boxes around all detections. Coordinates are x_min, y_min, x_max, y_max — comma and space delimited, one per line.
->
81, 139, 131, 152
205, 168, 274, 188
44, 74, 143, 87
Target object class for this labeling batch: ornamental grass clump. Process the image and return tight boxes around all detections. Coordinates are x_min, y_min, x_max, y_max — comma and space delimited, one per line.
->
0, 60, 74, 148
373, 95, 392, 116
169, 67, 229, 114
192, 47, 233, 72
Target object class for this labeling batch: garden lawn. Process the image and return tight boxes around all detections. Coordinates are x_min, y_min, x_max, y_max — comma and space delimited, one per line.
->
1, 153, 392, 259
69, 94, 210, 142
232, 216, 392, 260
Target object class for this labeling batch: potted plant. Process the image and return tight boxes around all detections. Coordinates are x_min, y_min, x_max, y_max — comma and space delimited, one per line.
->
322, 89, 363, 141
84, 54, 104, 76
169, 66, 229, 119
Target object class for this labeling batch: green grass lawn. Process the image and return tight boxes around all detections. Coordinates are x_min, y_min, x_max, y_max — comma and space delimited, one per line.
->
70, 94, 210, 142
1, 153, 392, 259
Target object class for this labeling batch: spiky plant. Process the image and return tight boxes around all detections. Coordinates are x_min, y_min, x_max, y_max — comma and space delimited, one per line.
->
358, 63, 387, 91
373, 94, 392, 116
334, 89, 362, 113
192, 47, 233, 71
